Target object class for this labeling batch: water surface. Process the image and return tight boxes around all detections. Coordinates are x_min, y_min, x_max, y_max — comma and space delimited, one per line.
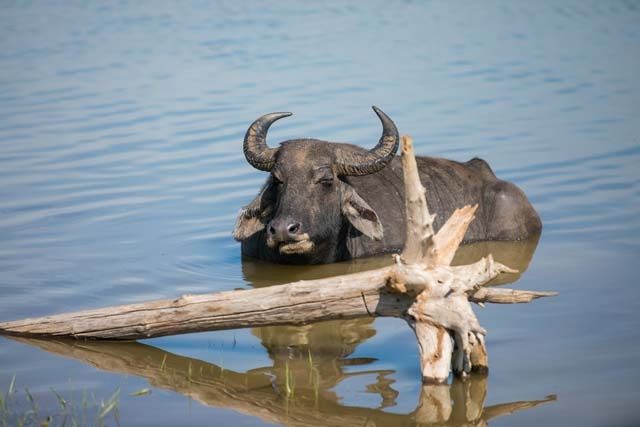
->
1, 1, 639, 426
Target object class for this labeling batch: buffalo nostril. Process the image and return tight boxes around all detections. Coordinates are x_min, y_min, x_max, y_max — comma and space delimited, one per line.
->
287, 223, 301, 234
268, 225, 276, 235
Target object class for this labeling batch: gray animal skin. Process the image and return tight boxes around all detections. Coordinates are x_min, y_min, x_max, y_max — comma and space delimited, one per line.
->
233, 107, 542, 264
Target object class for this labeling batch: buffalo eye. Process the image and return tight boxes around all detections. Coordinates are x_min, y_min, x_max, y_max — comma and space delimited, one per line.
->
317, 177, 334, 187
314, 166, 334, 187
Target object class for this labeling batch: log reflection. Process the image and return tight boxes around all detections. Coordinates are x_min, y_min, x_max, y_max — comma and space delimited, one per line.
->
12, 337, 554, 426
241, 235, 541, 389
12, 237, 549, 425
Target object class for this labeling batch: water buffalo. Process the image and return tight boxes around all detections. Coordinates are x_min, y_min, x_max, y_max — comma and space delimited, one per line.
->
233, 107, 541, 264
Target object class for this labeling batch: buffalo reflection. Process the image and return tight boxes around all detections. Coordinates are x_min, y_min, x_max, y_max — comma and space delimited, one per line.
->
241, 233, 541, 287
242, 234, 542, 388
13, 236, 552, 425
13, 336, 554, 427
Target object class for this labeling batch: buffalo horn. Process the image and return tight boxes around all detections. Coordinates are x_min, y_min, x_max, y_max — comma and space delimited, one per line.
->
243, 112, 292, 171
335, 106, 399, 176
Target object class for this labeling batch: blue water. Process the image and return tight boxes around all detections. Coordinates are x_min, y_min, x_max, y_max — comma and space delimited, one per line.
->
1, 1, 639, 426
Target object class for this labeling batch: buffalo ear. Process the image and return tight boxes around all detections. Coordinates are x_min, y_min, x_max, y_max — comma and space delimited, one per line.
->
341, 185, 384, 241
232, 205, 266, 241
232, 183, 274, 241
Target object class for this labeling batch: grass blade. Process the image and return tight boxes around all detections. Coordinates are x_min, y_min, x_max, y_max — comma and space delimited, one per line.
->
160, 354, 167, 371
7, 375, 16, 396
51, 388, 68, 409
98, 388, 120, 419
98, 400, 117, 419
129, 388, 151, 397
25, 388, 38, 413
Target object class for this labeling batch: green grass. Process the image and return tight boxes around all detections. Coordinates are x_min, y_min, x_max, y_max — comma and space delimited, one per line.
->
284, 359, 295, 399
1, 376, 121, 427
159, 354, 167, 372
128, 388, 151, 397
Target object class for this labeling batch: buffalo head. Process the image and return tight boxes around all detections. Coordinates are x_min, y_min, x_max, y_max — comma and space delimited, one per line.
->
233, 106, 399, 263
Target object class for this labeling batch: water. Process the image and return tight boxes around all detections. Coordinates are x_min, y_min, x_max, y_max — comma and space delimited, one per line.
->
0, 1, 638, 425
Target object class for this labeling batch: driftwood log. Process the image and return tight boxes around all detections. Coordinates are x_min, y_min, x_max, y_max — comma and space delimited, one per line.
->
0, 136, 556, 383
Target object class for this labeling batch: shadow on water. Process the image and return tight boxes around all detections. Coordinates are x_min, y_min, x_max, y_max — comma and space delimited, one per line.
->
241, 233, 541, 287
9, 236, 554, 425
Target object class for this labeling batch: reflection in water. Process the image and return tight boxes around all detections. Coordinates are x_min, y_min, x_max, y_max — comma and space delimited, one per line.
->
241, 238, 543, 418
0, 0, 640, 426
241, 237, 546, 424
241, 233, 541, 287
12, 337, 554, 427
0, 1, 637, 423
12, 238, 552, 425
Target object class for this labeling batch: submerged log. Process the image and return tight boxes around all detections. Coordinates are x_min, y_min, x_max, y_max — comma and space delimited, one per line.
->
0, 136, 557, 383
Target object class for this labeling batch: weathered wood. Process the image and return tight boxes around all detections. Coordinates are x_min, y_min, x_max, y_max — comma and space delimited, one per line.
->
0, 268, 552, 341
0, 134, 557, 383
470, 287, 558, 304
410, 320, 453, 383
0, 268, 398, 340
400, 135, 436, 266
